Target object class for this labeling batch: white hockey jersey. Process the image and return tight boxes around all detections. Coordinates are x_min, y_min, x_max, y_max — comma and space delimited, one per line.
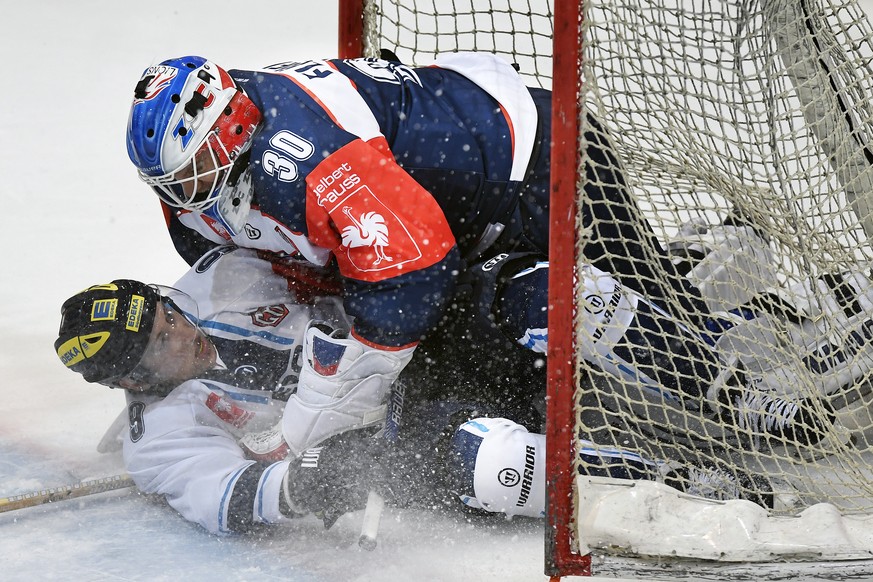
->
121, 245, 348, 534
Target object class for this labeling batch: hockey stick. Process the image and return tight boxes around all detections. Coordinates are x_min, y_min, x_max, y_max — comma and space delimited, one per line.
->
358, 380, 406, 550
765, 0, 873, 239
96, 407, 128, 454
0, 474, 135, 514
358, 490, 385, 550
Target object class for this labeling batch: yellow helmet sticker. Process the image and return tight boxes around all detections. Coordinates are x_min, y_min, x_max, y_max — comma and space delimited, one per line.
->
87, 283, 119, 292
91, 298, 118, 322
126, 295, 145, 332
81, 332, 111, 358
55, 331, 112, 366
57, 337, 85, 367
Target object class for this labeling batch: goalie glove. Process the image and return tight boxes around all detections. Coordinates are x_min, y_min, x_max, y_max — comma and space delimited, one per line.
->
666, 218, 776, 313
280, 322, 415, 458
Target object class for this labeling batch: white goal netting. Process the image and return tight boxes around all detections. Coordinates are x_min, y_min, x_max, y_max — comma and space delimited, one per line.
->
353, 0, 873, 568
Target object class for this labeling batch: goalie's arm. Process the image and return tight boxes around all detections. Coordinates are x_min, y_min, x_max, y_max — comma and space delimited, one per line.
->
342, 252, 461, 347
277, 250, 462, 457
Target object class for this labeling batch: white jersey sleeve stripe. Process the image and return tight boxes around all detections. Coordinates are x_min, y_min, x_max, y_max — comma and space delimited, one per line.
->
255, 461, 291, 524
278, 60, 384, 141
432, 53, 538, 182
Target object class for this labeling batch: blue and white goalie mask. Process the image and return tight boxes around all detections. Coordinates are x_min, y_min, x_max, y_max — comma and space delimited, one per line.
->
126, 56, 261, 233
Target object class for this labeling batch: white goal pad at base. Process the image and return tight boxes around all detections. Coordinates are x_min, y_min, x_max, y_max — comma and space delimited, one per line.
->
577, 476, 873, 562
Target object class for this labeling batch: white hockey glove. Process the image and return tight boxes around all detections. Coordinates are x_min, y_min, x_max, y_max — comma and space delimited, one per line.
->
667, 219, 776, 313
280, 322, 415, 458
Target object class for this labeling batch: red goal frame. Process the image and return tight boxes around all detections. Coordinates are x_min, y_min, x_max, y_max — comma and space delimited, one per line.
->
336, 0, 591, 577
544, 0, 591, 577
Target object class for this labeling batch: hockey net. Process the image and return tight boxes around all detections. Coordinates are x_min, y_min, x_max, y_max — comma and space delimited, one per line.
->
339, 0, 873, 577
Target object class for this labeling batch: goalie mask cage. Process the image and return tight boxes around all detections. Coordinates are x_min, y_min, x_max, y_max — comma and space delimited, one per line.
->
338, 0, 873, 578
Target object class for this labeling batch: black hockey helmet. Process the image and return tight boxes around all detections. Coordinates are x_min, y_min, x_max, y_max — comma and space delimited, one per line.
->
55, 280, 161, 385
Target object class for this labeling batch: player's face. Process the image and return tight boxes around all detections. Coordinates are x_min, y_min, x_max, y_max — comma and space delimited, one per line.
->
123, 300, 217, 391
175, 143, 222, 203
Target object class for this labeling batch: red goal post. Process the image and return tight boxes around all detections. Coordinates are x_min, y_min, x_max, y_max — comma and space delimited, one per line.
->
337, 0, 364, 59
544, 0, 590, 577
336, 0, 588, 576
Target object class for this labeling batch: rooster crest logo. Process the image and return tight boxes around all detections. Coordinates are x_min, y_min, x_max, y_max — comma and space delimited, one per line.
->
341, 206, 393, 265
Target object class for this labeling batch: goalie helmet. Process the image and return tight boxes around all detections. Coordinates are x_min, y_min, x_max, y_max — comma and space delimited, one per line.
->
54, 280, 161, 385
125, 56, 262, 223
